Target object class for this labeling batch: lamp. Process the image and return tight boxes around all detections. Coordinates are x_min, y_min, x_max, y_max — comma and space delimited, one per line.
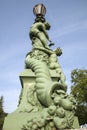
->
33, 4, 46, 17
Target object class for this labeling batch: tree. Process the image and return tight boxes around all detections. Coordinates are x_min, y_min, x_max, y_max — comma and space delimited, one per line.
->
0, 96, 7, 130
71, 69, 87, 125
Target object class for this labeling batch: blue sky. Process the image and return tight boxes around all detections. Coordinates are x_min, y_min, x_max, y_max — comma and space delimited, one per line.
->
0, 0, 87, 113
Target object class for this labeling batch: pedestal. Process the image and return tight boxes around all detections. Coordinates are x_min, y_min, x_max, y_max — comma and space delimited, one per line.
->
3, 69, 61, 130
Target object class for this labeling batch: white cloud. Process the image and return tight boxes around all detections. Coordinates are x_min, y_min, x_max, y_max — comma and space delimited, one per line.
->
50, 19, 87, 39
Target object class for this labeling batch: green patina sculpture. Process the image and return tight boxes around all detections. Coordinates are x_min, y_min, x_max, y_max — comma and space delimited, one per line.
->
29, 21, 51, 49
3, 4, 79, 130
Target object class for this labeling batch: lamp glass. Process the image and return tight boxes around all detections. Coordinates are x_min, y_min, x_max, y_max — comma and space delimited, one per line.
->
33, 4, 46, 16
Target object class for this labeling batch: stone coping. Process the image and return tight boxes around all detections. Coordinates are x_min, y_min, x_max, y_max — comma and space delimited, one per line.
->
19, 69, 60, 78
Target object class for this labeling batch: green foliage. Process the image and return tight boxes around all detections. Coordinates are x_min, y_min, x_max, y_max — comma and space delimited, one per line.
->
0, 96, 7, 130
71, 69, 87, 125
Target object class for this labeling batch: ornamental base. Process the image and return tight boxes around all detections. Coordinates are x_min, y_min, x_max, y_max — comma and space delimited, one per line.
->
3, 69, 79, 130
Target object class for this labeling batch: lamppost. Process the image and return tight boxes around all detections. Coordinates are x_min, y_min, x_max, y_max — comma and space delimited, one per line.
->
3, 4, 80, 130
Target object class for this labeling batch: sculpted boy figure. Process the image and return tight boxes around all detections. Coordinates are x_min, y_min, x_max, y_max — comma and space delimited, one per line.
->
48, 48, 67, 89
29, 20, 52, 49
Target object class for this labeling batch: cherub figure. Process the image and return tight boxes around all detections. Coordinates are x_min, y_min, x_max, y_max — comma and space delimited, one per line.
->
48, 48, 67, 88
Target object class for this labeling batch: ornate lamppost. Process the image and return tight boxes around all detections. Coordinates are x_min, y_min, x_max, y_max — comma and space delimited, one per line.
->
3, 4, 79, 130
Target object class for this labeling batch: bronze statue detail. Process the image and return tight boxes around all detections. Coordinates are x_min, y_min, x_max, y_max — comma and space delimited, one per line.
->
3, 4, 79, 130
